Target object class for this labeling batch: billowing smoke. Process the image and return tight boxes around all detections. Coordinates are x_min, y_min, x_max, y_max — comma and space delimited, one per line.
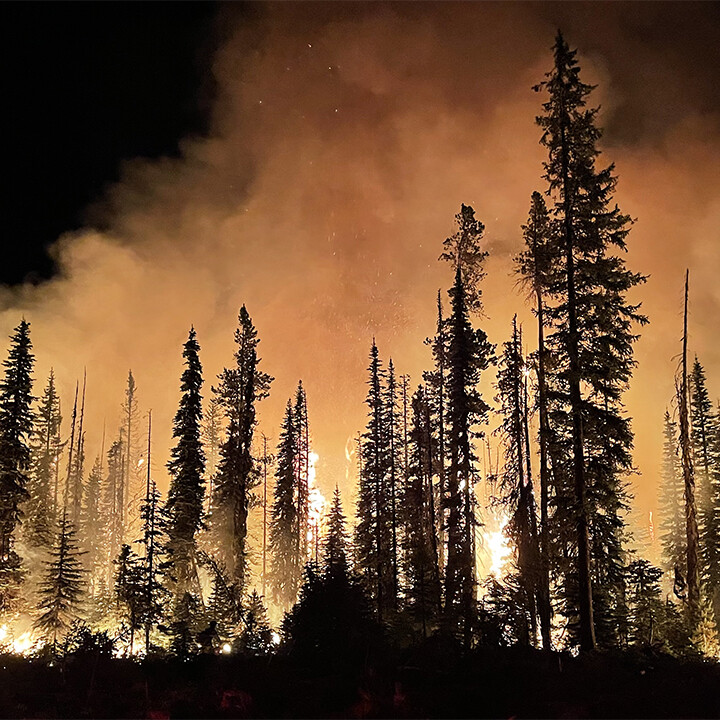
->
2, 3, 719, 537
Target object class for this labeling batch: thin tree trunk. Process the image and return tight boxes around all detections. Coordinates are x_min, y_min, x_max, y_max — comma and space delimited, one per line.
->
679, 269, 700, 623
533, 249, 553, 651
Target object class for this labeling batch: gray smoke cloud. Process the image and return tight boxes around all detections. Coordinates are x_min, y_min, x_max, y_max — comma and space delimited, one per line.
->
2, 3, 719, 557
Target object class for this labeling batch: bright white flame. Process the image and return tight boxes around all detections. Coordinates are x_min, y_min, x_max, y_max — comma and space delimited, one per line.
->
486, 514, 511, 577
271, 631, 281, 645
12, 632, 35, 655
221, 642, 232, 654
307, 452, 326, 554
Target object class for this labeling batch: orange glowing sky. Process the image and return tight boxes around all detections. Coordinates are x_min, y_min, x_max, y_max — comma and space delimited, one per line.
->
2, 3, 720, 561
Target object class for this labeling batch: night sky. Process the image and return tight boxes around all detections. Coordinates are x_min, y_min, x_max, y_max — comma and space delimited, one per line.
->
2, 2, 221, 284
2, 2, 720, 563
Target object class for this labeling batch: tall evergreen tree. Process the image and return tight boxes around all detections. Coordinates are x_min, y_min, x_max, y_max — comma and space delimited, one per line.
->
515, 190, 555, 650
423, 292, 448, 574
139, 478, 167, 652
25, 369, 62, 548
82, 456, 105, 596
534, 32, 647, 650
689, 359, 720, 605
443, 266, 495, 645
384, 359, 401, 609
354, 341, 392, 621
214, 305, 273, 587
166, 328, 206, 603
494, 317, 540, 646
202, 395, 222, 511
659, 411, 686, 575
34, 511, 86, 648
402, 386, 441, 635
120, 370, 140, 542
0, 320, 35, 564
269, 400, 301, 609
293, 381, 310, 563
102, 437, 125, 583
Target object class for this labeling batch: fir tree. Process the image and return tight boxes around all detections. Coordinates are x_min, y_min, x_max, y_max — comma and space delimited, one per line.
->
323, 485, 349, 576
354, 341, 392, 621
25, 369, 62, 548
534, 32, 647, 650
0, 320, 35, 562
214, 305, 273, 587
293, 381, 310, 563
35, 511, 86, 648
269, 400, 300, 609
443, 266, 494, 645
120, 370, 140, 542
166, 328, 206, 603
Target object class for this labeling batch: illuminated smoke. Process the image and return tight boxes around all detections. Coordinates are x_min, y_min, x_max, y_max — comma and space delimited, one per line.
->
0, 4, 717, 541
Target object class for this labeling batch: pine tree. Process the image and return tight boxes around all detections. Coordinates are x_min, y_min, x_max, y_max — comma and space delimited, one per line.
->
324, 485, 349, 577
443, 267, 495, 645
35, 511, 86, 648
534, 32, 647, 650
25, 369, 62, 548
0, 320, 35, 563
659, 411, 686, 572
214, 305, 273, 587
269, 400, 300, 609
166, 328, 206, 603
354, 341, 392, 621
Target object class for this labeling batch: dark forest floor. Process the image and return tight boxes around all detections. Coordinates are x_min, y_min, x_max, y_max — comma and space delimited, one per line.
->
1, 645, 719, 719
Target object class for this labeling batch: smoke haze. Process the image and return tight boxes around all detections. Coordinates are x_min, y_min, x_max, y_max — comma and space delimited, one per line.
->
2, 3, 720, 553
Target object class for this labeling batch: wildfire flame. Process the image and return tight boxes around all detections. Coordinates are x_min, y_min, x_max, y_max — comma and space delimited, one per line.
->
485, 514, 511, 577
306, 451, 326, 551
